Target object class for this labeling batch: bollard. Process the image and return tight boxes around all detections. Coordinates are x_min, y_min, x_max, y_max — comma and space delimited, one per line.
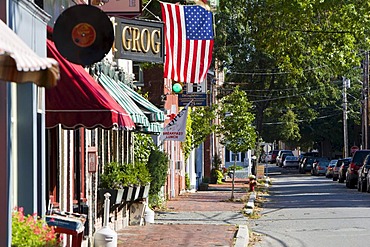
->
93, 193, 117, 247
248, 175, 257, 192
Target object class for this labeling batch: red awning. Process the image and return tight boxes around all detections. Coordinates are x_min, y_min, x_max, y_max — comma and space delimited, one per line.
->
45, 39, 135, 130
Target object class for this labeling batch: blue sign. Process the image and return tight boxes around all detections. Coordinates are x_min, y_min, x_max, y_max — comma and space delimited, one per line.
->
178, 93, 207, 107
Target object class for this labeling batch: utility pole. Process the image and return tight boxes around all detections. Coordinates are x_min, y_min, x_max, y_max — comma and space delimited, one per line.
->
343, 77, 349, 157
364, 51, 369, 149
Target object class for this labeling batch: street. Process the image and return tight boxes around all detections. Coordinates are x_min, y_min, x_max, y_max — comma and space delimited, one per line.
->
251, 165, 370, 247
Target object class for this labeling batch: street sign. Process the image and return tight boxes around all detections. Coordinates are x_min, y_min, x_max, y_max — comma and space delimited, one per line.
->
178, 93, 207, 107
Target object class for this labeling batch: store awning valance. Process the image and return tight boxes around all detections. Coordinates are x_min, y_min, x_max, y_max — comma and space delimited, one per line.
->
97, 73, 150, 128
119, 83, 165, 122
146, 122, 163, 134
0, 20, 59, 87
45, 39, 135, 130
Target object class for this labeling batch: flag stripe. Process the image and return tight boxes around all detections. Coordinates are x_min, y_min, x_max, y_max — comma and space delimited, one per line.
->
161, 2, 214, 84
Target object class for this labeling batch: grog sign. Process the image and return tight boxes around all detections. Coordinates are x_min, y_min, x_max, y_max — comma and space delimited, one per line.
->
114, 18, 164, 63
122, 26, 161, 54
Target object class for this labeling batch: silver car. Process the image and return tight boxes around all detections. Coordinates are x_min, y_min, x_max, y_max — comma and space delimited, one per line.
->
283, 155, 299, 168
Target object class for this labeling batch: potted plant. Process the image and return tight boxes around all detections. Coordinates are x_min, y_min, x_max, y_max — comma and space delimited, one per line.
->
98, 162, 125, 206
121, 163, 142, 201
198, 177, 209, 191
121, 163, 138, 202
210, 154, 222, 184
136, 162, 152, 199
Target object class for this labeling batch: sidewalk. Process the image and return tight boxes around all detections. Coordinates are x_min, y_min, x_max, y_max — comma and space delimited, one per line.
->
116, 178, 251, 247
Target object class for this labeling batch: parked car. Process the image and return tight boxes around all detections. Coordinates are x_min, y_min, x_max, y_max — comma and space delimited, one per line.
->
338, 158, 351, 183
299, 157, 316, 173
283, 155, 299, 168
264, 151, 272, 163
270, 150, 280, 164
276, 150, 294, 166
346, 150, 370, 188
326, 159, 338, 178
333, 158, 351, 181
358, 154, 370, 192
311, 158, 330, 176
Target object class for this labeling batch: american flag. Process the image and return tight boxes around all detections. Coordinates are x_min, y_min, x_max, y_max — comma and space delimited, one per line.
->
160, 2, 214, 84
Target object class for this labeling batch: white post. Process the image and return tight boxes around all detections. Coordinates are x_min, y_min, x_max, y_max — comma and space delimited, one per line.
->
171, 141, 175, 198
343, 77, 349, 157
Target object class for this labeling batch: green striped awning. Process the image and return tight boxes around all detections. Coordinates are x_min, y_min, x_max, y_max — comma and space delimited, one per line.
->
119, 82, 165, 122
144, 122, 163, 134
98, 73, 149, 128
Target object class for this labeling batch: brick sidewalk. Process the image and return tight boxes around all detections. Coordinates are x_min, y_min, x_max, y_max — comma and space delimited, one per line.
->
117, 178, 250, 247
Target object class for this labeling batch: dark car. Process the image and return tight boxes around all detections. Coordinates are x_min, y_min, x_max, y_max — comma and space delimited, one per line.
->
299, 157, 316, 174
333, 158, 351, 181
346, 150, 370, 188
338, 158, 351, 183
358, 154, 370, 192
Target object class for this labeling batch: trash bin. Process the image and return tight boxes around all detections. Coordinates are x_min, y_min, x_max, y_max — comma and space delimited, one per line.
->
94, 227, 117, 247
94, 192, 117, 247
144, 206, 155, 224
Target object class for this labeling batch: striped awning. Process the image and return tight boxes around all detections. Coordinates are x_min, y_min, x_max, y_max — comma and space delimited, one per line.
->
98, 73, 150, 128
0, 20, 59, 87
146, 122, 163, 134
119, 82, 165, 122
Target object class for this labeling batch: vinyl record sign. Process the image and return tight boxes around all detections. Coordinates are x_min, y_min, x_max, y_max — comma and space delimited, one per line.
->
53, 5, 114, 66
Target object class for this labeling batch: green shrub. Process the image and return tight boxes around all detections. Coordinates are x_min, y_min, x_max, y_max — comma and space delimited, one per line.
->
147, 148, 169, 197
185, 173, 191, 190
99, 162, 125, 189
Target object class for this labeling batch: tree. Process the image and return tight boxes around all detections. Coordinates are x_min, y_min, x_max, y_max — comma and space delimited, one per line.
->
189, 105, 217, 149
217, 86, 257, 199
214, 1, 370, 151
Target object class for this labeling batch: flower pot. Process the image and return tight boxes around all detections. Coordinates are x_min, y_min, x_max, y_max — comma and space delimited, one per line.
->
122, 186, 134, 202
98, 188, 124, 205
198, 183, 209, 191
138, 184, 150, 199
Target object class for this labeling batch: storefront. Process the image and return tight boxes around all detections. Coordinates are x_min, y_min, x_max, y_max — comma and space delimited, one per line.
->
0, 1, 60, 244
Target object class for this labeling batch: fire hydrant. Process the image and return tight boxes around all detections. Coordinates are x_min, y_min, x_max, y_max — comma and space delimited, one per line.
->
248, 175, 257, 192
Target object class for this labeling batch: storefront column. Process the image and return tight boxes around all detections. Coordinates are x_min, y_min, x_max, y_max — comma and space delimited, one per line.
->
0, 83, 10, 247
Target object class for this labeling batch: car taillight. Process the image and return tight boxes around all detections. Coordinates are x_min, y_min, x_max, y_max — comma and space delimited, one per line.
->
318, 166, 323, 170
349, 163, 356, 172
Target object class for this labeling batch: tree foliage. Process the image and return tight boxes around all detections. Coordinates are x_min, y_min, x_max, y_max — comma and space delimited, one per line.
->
217, 86, 257, 153
190, 105, 217, 148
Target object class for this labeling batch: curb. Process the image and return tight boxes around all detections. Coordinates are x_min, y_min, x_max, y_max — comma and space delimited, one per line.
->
234, 192, 256, 246
244, 191, 256, 215
234, 225, 249, 247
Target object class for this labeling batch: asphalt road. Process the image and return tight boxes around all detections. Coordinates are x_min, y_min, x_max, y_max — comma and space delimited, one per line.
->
251, 166, 370, 247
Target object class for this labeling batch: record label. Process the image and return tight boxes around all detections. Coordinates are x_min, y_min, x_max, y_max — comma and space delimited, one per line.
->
72, 23, 96, 48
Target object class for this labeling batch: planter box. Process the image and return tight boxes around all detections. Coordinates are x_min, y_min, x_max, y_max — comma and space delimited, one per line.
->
131, 186, 140, 201
198, 183, 209, 191
98, 188, 124, 206
122, 186, 134, 202
138, 184, 150, 199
